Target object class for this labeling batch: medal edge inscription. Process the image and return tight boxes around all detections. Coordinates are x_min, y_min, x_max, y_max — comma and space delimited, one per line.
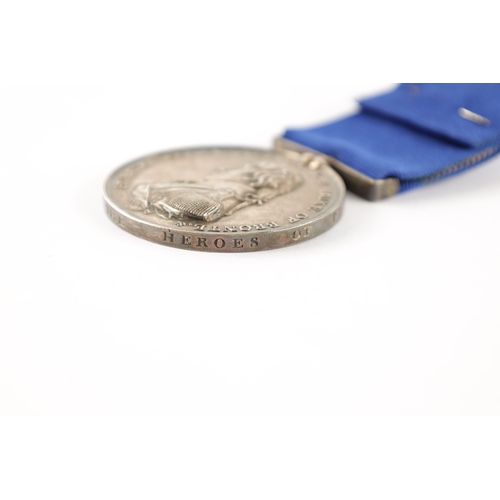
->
104, 199, 344, 252
103, 147, 345, 252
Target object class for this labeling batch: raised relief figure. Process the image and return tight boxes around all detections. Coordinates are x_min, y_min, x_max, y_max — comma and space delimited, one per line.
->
128, 161, 303, 222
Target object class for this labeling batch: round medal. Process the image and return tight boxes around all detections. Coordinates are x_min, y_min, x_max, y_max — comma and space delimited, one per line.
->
103, 147, 345, 252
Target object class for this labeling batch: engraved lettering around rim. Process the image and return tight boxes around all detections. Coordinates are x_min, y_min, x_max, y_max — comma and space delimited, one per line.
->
156, 231, 265, 251
291, 226, 312, 241
309, 191, 332, 212
106, 206, 124, 226
287, 213, 309, 223
178, 221, 281, 232
104, 147, 345, 252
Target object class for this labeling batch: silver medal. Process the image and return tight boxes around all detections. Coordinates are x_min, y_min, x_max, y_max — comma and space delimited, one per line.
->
104, 147, 345, 252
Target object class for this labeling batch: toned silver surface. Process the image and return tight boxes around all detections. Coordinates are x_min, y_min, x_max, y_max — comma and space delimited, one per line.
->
104, 147, 345, 252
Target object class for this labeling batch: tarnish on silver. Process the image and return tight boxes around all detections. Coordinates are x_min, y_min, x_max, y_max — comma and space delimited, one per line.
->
103, 147, 345, 252
274, 137, 400, 201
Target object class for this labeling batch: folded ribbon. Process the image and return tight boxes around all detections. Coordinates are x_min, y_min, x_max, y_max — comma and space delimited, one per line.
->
283, 84, 500, 193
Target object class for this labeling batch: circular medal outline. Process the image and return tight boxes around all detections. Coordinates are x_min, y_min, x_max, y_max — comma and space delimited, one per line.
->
103, 146, 346, 252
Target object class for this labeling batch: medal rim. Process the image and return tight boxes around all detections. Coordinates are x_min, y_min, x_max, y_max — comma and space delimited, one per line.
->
103, 146, 346, 252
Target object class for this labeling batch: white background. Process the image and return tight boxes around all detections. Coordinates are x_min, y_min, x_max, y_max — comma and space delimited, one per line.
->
1, 0, 500, 497
2, 82, 499, 416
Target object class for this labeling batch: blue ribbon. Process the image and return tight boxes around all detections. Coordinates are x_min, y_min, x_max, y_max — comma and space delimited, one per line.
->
283, 84, 500, 192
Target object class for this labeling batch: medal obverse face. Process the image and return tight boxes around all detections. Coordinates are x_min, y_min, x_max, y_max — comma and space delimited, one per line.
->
103, 147, 345, 252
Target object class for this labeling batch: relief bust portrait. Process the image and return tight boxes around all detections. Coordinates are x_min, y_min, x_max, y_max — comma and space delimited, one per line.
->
128, 161, 303, 222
